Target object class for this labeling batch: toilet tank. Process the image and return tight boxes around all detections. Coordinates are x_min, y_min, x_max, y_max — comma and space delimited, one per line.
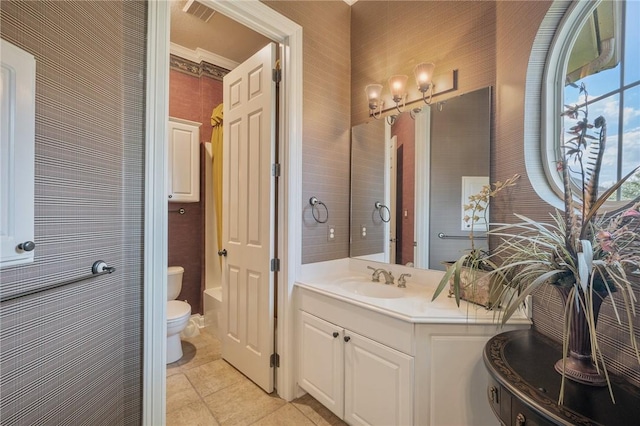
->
167, 266, 184, 301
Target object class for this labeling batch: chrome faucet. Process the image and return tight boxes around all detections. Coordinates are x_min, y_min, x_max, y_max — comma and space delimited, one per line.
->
367, 266, 395, 285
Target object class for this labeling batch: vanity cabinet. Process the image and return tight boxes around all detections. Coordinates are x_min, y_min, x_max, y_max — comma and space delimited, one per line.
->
296, 281, 531, 425
167, 117, 201, 202
299, 311, 414, 426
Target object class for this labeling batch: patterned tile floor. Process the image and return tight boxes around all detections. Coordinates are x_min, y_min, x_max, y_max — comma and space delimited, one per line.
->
167, 327, 348, 426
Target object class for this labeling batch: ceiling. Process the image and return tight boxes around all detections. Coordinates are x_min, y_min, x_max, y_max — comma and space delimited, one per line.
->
170, 0, 271, 65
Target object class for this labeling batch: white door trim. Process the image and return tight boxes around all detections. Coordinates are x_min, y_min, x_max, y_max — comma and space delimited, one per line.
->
414, 108, 431, 269
143, 1, 169, 425
144, 1, 302, 423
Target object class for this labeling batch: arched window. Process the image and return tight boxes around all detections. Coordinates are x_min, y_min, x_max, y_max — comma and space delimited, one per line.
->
527, 0, 639, 206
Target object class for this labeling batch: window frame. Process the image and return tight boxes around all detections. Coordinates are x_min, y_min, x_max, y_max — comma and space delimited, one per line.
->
541, 1, 602, 202
532, 0, 637, 207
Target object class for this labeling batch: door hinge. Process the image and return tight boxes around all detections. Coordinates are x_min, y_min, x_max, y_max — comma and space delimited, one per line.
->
270, 353, 280, 368
270, 258, 280, 272
272, 68, 281, 83
272, 163, 281, 177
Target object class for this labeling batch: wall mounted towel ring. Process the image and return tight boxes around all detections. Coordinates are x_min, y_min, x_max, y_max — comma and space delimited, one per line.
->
374, 201, 391, 223
309, 196, 329, 224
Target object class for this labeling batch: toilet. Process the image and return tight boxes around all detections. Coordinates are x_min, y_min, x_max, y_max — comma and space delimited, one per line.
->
167, 266, 192, 364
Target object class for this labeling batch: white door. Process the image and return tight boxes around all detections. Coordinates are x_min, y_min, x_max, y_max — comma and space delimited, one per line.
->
344, 331, 414, 426
221, 42, 277, 392
298, 311, 344, 418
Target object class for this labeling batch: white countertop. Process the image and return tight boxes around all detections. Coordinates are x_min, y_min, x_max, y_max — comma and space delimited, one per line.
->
296, 258, 531, 325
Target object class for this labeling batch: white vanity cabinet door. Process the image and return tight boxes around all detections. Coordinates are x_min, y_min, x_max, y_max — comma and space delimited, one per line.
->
298, 308, 415, 425
344, 331, 414, 426
299, 311, 344, 418
168, 117, 200, 202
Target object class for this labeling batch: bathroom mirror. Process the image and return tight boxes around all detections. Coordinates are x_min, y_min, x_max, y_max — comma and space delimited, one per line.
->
350, 86, 491, 270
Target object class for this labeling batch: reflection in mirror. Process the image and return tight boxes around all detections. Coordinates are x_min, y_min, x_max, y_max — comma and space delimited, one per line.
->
350, 87, 492, 271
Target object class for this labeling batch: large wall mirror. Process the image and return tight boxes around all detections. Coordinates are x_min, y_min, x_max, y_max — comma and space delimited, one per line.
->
350, 86, 492, 270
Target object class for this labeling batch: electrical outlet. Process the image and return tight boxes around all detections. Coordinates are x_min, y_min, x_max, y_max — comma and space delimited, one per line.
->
327, 225, 336, 241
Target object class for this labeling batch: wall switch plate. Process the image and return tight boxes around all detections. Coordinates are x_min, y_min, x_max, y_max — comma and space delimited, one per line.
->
327, 225, 336, 241
361, 225, 367, 239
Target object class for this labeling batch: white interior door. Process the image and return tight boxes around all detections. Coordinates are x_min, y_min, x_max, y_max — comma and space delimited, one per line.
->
221, 42, 276, 393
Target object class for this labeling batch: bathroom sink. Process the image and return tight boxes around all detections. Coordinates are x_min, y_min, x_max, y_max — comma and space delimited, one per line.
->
338, 280, 405, 299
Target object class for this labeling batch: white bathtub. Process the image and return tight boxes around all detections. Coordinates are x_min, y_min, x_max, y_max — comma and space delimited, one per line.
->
203, 287, 222, 339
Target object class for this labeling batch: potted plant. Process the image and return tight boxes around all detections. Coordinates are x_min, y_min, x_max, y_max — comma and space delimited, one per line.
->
487, 83, 640, 402
432, 174, 520, 308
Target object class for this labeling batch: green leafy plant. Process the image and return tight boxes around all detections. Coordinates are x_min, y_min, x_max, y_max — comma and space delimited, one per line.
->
488, 83, 640, 402
431, 174, 520, 307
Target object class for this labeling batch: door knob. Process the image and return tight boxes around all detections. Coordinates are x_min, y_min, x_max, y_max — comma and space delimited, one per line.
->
332, 332, 339, 338
17, 241, 35, 252
218, 249, 227, 257
344, 336, 351, 342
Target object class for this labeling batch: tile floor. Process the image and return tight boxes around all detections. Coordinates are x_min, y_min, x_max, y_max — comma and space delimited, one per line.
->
167, 327, 348, 426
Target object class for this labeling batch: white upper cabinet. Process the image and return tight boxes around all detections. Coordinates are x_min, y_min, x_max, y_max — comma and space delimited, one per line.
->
168, 117, 201, 203
1, 39, 36, 268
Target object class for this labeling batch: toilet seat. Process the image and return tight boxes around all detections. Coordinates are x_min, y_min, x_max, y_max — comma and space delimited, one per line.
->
167, 300, 191, 322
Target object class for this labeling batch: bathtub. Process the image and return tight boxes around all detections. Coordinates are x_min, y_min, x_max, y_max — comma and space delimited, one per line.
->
203, 287, 222, 339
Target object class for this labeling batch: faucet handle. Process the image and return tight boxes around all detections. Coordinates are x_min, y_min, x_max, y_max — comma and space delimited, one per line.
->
367, 266, 381, 282
398, 273, 411, 288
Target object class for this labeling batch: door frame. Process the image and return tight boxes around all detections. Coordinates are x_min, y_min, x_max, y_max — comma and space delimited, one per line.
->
143, 1, 303, 424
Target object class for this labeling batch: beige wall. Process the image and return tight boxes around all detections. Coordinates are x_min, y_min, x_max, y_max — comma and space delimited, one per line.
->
0, 1, 145, 422
264, 1, 353, 264
351, 0, 497, 125
350, 119, 386, 258
264, 0, 498, 264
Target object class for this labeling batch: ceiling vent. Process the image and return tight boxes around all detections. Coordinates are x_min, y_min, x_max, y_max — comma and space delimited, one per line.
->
182, 0, 216, 23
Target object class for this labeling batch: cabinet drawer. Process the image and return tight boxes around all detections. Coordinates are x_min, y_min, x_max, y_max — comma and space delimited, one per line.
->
511, 398, 555, 426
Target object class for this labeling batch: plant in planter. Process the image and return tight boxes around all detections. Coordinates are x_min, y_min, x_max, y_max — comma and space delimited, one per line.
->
432, 174, 520, 308
488, 83, 640, 402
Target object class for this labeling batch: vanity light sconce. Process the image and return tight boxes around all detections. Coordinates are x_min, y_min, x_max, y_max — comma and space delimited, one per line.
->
387, 107, 423, 125
366, 68, 458, 120
388, 75, 408, 113
414, 62, 435, 105
386, 114, 397, 126
365, 84, 384, 119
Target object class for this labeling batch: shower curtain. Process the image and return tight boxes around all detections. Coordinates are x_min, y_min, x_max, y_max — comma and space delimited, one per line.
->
211, 103, 223, 261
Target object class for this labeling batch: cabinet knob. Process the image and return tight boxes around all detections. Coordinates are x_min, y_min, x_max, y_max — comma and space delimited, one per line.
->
515, 413, 526, 426
332, 332, 339, 338
344, 336, 351, 342
218, 249, 227, 257
17, 241, 35, 252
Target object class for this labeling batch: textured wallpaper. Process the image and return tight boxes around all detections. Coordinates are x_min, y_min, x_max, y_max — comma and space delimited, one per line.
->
264, 1, 352, 264
0, 1, 146, 423
350, 119, 386, 258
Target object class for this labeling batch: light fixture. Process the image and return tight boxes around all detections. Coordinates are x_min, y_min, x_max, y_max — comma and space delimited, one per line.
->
414, 62, 435, 104
388, 75, 408, 113
365, 84, 383, 119
365, 66, 458, 120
